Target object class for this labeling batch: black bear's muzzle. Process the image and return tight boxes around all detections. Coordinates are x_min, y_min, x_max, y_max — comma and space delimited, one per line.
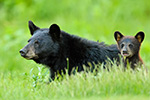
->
19, 49, 26, 57
19, 49, 39, 60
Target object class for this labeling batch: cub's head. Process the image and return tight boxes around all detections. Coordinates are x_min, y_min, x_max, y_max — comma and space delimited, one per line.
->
19, 21, 61, 60
114, 31, 145, 58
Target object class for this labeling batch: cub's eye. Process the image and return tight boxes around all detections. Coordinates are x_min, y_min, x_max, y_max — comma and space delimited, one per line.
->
129, 44, 133, 48
120, 44, 124, 48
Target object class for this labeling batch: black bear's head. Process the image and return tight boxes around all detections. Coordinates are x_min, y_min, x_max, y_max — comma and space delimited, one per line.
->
114, 31, 145, 58
20, 21, 61, 60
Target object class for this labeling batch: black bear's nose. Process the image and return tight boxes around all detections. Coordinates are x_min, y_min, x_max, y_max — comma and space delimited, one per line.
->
19, 49, 26, 57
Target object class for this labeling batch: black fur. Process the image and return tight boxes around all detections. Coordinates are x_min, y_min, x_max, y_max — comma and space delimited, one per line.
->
20, 21, 120, 80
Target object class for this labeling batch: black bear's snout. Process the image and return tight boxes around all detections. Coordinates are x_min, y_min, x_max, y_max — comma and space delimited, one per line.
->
19, 49, 26, 57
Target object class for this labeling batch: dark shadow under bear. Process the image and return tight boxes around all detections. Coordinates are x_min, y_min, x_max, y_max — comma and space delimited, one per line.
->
114, 31, 145, 69
20, 21, 120, 80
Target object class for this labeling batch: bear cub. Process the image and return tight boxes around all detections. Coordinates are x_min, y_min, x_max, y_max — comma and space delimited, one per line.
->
20, 21, 120, 80
114, 31, 145, 69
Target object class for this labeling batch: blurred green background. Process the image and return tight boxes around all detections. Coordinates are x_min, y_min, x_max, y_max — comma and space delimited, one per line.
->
0, 0, 150, 100
0, 0, 150, 72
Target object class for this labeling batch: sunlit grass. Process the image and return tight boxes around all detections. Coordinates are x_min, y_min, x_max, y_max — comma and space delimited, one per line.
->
0, 64, 149, 100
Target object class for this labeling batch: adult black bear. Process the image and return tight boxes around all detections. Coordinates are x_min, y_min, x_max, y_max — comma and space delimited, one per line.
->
114, 31, 145, 69
20, 21, 119, 80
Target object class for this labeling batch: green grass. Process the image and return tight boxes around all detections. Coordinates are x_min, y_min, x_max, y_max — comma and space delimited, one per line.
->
0, 0, 150, 99
0, 66, 150, 100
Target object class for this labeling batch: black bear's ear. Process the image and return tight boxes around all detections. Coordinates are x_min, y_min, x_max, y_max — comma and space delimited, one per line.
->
49, 24, 61, 40
28, 21, 40, 35
114, 31, 124, 42
135, 31, 145, 43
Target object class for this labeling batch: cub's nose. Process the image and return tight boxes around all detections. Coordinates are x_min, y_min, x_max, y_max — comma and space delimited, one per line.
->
19, 49, 26, 57
123, 50, 128, 54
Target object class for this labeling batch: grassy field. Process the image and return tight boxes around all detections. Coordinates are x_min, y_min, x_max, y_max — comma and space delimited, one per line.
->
0, 0, 150, 100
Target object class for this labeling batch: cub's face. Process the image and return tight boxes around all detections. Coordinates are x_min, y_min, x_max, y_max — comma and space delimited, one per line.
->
117, 37, 140, 58
20, 21, 61, 60
114, 31, 145, 58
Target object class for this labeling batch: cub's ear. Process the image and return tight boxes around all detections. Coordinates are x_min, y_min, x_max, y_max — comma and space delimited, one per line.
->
135, 31, 145, 43
114, 31, 124, 42
28, 21, 40, 35
49, 24, 61, 41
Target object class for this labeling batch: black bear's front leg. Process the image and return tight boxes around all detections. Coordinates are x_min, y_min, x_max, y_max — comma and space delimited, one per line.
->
49, 68, 55, 82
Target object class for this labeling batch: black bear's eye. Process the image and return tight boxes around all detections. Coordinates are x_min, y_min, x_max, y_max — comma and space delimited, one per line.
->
120, 44, 124, 48
129, 44, 133, 48
34, 40, 39, 47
